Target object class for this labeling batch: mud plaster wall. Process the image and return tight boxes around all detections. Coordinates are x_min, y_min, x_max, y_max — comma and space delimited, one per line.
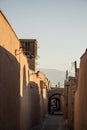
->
74, 51, 87, 130
0, 11, 49, 130
0, 12, 20, 129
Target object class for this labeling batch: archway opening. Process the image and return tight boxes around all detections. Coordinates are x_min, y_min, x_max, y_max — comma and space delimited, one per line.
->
48, 94, 61, 114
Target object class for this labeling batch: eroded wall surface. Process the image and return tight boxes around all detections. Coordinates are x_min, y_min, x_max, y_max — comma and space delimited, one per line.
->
74, 51, 87, 130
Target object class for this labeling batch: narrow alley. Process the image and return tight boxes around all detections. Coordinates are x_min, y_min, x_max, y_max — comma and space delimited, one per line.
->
1, 9, 87, 130
31, 114, 68, 130
40, 114, 67, 130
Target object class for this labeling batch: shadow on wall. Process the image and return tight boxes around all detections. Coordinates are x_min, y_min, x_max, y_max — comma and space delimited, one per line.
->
0, 46, 20, 130
39, 82, 48, 121
20, 68, 41, 130
29, 81, 40, 128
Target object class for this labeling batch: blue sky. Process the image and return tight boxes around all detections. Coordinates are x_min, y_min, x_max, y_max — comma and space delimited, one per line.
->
1, 0, 87, 72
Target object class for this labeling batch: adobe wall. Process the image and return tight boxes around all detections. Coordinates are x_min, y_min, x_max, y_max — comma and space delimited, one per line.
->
19, 54, 31, 130
0, 11, 49, 130
30, 71, 48, 124
64, 77, 77, 130
0, 46, 20, 130
0, 11, 20, 129
0, 11, 32, 130
74, 50, 87, 130
0, 12, 20, 58
40, 87, 48, 120
17, 57, 48, 130
67, 80, 76, 130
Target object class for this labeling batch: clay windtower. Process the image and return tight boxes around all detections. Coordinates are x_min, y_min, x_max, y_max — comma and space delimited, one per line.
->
19, 39, 37, 71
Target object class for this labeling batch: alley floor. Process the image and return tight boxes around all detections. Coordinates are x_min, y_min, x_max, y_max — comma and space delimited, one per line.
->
31, 114, 68, 130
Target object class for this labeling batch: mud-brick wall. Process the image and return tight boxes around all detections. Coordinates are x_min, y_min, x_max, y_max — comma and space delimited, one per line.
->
38, 73, 48, 122
29, 82, 40, 128
0, 11, 20, 130
20, 77, 41, 130
74, 50, 87, 130
0, 11, 49, 130
64, 78, 77, 130
19, 54, 31, 130
30, 72, 48, 127
0, 12, 20, 58
40, 86, 48, 121
0, 46, 20, 130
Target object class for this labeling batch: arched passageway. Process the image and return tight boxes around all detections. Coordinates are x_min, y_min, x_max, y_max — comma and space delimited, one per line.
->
48, 94, 61, 114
